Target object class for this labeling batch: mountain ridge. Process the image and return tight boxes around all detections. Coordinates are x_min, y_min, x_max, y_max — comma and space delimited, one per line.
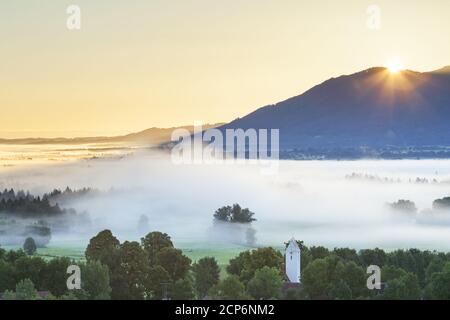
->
219, 66, 450, 154
0, 124, 223, 145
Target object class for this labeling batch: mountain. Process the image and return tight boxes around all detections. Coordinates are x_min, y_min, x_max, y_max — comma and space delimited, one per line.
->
0, 124, 223, 145
220, 67, 450, 157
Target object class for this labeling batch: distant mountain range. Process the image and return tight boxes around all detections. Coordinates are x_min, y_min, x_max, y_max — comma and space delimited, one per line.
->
0, 124, 222, 145
219, 66, 450, 158
3, 66, 450, 159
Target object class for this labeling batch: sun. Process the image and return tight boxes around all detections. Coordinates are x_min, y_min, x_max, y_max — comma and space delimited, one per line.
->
386, 59, 405, 73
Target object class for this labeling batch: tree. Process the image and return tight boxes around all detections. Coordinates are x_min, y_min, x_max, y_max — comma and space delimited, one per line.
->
425, 262, 450, 299
333, 248, 359, 264
85, 230, 124, 299
432, 197, 450, 210
81, 260, 111, 300
41, 257, 72, 297
309, 246, 330, 261
381, 265, 408, 282
230, 204, 256, 223
382, 273, 421, 300
386, 250, 417, 275
1, 290, 17, 300
334, 261, 368, 298
4, 249, 27, 263
327, 279, 352, 300
227, 247, 283, 283
388, 200, 417, 214
247, 267, 283, 300
213, 204, 256, 223
14, 279, 39, 300
359, 248, 387, 268
171, 277, 195, 300
209, 276, 249, 300
146, 265, 171, 299
141, 231, 174, 265
156, 247, 191, 282
23, 237, 37, 255
213, 206, 232, 222
85, 230, 121, 265
0, 247, 5, 260
0, 260, 15, 292
119, 241, 149, 300
425, 257, 445, 282
227, 251, 251, 277
302, 256, 340, 299
283, 287, 309, 300
14, 256, 47, 290
192, 257, 220, 298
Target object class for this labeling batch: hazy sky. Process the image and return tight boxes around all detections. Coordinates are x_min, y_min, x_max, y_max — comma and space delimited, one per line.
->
1, 0, 449, 137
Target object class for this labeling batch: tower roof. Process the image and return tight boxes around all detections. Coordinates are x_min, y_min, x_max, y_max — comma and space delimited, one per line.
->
287, 238, 300, 251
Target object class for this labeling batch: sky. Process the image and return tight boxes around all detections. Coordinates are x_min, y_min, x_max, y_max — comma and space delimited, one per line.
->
1, 0, 450, 137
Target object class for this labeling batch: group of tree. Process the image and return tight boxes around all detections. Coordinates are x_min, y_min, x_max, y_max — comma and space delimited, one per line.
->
388, 200, 418, 215
0, 187, 96, 218
3, 230, 450, 300
85, 230, 210, 299
0, 246, 111, 300
388, 196, 450, 217
206, 245, 450, 300
214, 204, 256, 223
43, 187, 99, 205
299, 246, 450, 299
433, 197, 450, 211
0, 196, 71, 218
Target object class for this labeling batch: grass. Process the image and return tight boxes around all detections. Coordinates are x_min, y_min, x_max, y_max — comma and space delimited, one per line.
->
1, 245, 86, 262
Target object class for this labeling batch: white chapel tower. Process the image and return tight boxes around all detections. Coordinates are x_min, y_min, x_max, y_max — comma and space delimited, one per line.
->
285, 238, 301, 283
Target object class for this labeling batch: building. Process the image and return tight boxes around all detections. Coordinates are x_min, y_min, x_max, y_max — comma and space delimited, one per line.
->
285, 238, 301, 283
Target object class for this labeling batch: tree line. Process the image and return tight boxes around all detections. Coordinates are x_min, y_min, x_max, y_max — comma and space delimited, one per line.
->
0, 187, 97, 218
2, 231, 450, 300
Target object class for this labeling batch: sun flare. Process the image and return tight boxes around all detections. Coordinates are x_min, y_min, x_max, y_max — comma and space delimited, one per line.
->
387, 59, 405, 73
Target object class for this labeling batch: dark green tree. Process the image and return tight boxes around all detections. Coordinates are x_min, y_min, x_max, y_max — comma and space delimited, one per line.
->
119, 241, 149, 300
156, 247, 191, 282
327, 279, 352, 300
13, 256, 46, 290
309, 246, 330, 261
302, 255, 340, 299
359, 248, 387, 268
209, 275, 249, 300
247, 266, 283, 300
81, 260, 111, 300
41, 257, 72, 296
335, 260, 368, 298
171, 277, 195, 300
227, 247, 283, 283
23, 237, 37, 255
333, 248, 359, 264
146, 265, 171, 299
283, 287, 309, 300
425, 262, 450, 299
141, 231, 174, 265
85, 230, 125, 299
0, 260, 15, 292
214, 204, 256, 223
192, 257, 220, 298
382, 273, 421, 300
14, 278, 39, 300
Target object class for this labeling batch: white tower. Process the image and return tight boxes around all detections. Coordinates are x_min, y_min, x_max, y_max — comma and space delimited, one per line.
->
285, 238, 301, 283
